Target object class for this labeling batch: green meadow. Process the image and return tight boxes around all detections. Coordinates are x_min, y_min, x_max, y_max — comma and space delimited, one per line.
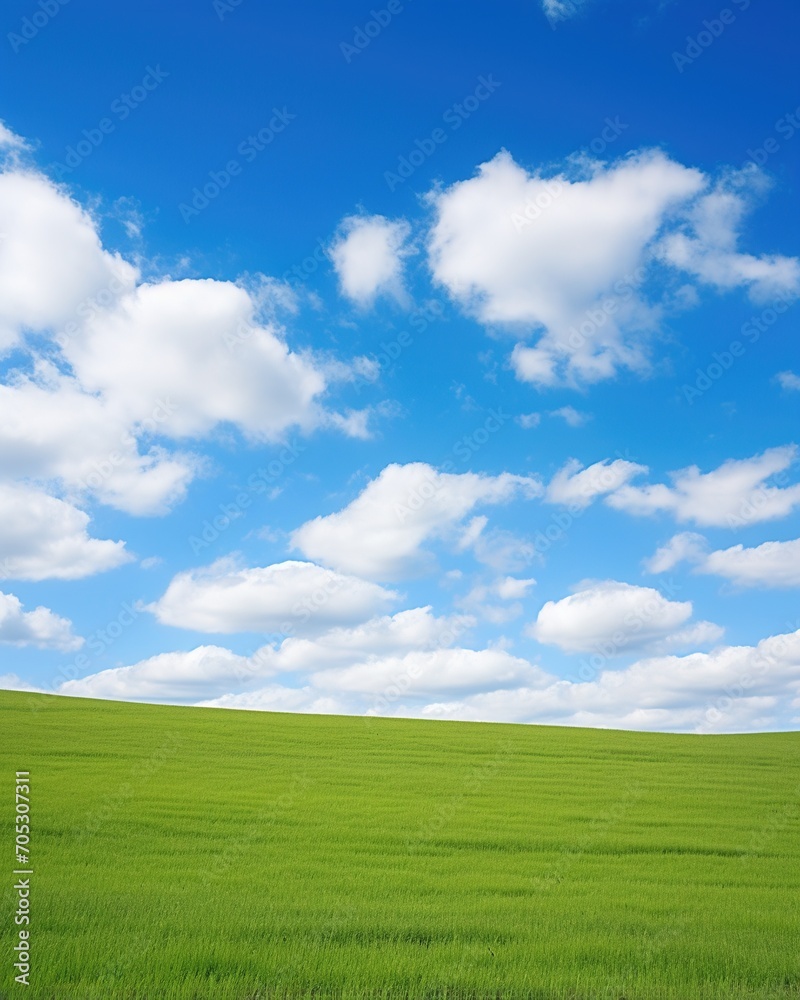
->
1, 689, 799, 999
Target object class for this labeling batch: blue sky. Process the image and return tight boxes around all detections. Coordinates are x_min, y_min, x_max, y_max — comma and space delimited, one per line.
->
1, 0, 799, 731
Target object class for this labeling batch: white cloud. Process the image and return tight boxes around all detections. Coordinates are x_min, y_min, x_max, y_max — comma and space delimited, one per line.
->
546, 458, 647, 509
549, 405, 591, 427
61, 645, 271, 702
699, 538, 800, 588
55, 607, 800, 735
61, 606, 479, 703
644, 532, 707, 573
608, 446, 800, 527
0, 483, 130, 581
0, 153, 376, 521
66, 278, 335, 441
541, 0, 586, 23
292, 462, 541, 580
0, 591, 82, 651
456, 575, 536, 624
656, 173, 800, 302
0, 168, 137, 354
331, 214, 411, 306
427, 149, 703, 386
777, 371, 800, 391
0, 366, 197, 516
528, 579, 722, 654
315, 646, 543, 699
414, 628, 800, 733
426, 150, 798, 387
148, 558, 398, 635
516, 412, 541, 429
0, 121, 26, 151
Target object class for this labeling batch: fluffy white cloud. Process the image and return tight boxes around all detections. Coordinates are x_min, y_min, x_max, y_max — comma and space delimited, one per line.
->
65, 619, 800, 735
699, 538, 800, 588
331, 214, 411, 306
777, 371, 800, 391
643, 532, 707, 573
528, 580, 722, 654
656, 174, 800, 301
427, 149, 798, 387
60, 606, 478, 703
0, 591, 82, 651
148, 558, 398, 635
315, 646, 543, 699
608, 446, 800, 527
0, 168, 136, 353
549, 405, 591, 427
541, 0, 586, 23
61, 645, 270, 702
292, 462, 541, 580
66, 278, 335, 441
0, 366, 197, 515
547, 457, 647, 509
0, 483, 130, 581
0, 151, 376, 520
456, 575, 536, 624
427, 149, 702, 385
414, 628, 800, 733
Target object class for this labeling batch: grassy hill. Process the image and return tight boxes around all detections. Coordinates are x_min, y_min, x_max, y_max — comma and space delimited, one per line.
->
1, 689, 799, 999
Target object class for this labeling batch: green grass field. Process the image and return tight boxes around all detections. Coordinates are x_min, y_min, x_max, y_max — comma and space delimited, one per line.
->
1, 689, 799, 999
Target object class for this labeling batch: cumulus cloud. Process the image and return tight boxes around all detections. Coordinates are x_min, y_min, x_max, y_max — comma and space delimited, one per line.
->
426, 149, 798, 387
0, 366, 197, 516
0, 483, 130, 581
0, 121, 26, 151
61, 606, 480, 704
0, 591, 82, 651
608, 446, 800, 527
656, 172, 800, 301
549, 405, 591, 427
528, 580, 722, 655
292, 462, 541, 580
644, 532, 708, 573
546, 458, 647, 509
414, 627, 800, 732
456, 575, 537, 624
331, 214, 411, 306
0, 168, 137, 354
777, 371, 800, 391
62, 617, 800, 735
541, 0, 586, 23
147, 558, 398, 635
699, 538, 800, 588
0, 147, 377, 525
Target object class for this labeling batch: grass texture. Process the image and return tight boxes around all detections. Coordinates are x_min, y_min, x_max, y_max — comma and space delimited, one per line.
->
1, 689, 799, 999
